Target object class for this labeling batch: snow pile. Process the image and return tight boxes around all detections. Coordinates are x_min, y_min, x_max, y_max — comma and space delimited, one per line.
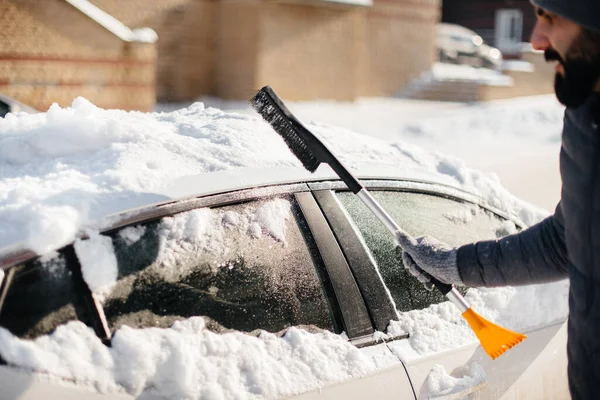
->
426, 363, 486, 398
0, 317, 390, 399
144, 198, 292, 284
502, 60, 535, 72
118, 225, 146, 246
251, 199, 291, 244
74, 232, 118, 298
0, 97, 548, 256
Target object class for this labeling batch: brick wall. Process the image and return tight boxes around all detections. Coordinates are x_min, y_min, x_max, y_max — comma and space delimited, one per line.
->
360, 0, 441, 97
89, 0, 214, 102
254, 2, 364, 101
89, 0, 440, 102
0, 0, 156, 111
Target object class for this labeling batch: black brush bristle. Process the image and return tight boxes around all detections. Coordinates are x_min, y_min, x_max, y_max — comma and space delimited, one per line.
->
250, 88, 321, 172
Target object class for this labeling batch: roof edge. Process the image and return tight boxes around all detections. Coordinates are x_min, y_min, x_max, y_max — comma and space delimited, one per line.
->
64, 0, 158, 43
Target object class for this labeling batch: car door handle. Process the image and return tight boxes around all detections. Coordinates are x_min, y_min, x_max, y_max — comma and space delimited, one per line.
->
428, 381, 487, 400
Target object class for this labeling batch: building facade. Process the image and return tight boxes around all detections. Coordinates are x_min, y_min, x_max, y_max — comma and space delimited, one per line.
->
0, 0, 156, 111
1, 0, 442, 109
90, 0, 442, 102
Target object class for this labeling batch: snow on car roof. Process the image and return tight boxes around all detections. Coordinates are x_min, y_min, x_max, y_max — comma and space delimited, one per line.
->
0, 97, 547, 258
157, 164, 458, 201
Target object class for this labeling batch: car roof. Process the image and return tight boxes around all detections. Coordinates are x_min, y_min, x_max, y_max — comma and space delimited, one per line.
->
157, 164, 459, 201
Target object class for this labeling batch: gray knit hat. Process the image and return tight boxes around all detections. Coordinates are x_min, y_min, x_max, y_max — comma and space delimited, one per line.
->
531, 0, 600, 32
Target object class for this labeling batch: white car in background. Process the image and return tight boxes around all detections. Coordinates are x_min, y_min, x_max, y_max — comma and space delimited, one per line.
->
437, 23, 503, 70
0, 165, 568, 399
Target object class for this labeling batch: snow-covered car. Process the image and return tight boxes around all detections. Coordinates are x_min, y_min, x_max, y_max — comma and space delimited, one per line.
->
0, 100, 568, 399
0, 166, 569, 399
0, 93, 37, 118
437, 23, 503, 70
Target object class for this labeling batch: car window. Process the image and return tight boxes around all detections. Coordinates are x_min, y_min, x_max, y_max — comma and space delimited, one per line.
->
336, 191, 515, 312
0, 254, 88, 339
102, 195, 339, 335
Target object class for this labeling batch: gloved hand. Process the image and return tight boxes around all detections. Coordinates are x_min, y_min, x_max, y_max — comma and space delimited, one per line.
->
395, 229, 463, 289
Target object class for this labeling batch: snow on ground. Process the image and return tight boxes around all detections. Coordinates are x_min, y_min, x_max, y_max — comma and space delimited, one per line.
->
428, 63, 512, 86
0, 95, 569, 398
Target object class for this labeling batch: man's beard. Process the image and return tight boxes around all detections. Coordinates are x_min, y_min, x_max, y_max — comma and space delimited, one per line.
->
545, 30, 600, 108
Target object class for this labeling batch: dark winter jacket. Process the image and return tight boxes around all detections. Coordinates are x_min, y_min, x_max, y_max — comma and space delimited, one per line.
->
456, 93, 600, 399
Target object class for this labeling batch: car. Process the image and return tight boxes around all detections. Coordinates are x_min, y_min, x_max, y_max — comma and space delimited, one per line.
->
437, 23, 503, 70
0, 163, 569, 399
0, 93, 38, 118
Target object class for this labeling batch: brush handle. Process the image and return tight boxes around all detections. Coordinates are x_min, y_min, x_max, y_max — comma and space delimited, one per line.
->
324, 156, 363, 194
260, 87, 364, 193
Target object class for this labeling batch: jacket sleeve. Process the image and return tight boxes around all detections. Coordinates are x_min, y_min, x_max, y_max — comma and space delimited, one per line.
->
457, 203, 569, 287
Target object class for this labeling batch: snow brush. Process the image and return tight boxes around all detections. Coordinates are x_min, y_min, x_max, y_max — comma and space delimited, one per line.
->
250, 85, 526, 360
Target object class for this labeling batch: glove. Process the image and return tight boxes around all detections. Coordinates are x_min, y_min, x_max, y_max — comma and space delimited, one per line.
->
395, 228, 463, 288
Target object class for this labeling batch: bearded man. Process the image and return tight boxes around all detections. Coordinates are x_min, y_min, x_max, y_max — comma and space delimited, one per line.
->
396, 1, 600, 398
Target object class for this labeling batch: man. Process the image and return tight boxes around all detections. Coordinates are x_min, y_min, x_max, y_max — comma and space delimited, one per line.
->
397, 1, 600, 398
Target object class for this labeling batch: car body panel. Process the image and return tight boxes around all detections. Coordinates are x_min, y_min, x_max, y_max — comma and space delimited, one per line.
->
387, 321, 568, 399
0, 366, 133, 400
285, 344, 415, 400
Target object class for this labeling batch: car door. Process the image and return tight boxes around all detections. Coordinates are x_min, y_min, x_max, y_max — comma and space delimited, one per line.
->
96, 183, 415, 399
310, 179, 570, 400
0, 182, 415, 399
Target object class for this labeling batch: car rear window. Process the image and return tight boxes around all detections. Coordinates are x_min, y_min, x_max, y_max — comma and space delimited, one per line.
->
102, 195, 339, 335
336, 190, 514, 312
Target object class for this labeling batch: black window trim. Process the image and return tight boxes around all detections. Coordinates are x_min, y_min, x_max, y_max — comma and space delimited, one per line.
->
313, 189, 399, 332
295, 192, 374, 339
